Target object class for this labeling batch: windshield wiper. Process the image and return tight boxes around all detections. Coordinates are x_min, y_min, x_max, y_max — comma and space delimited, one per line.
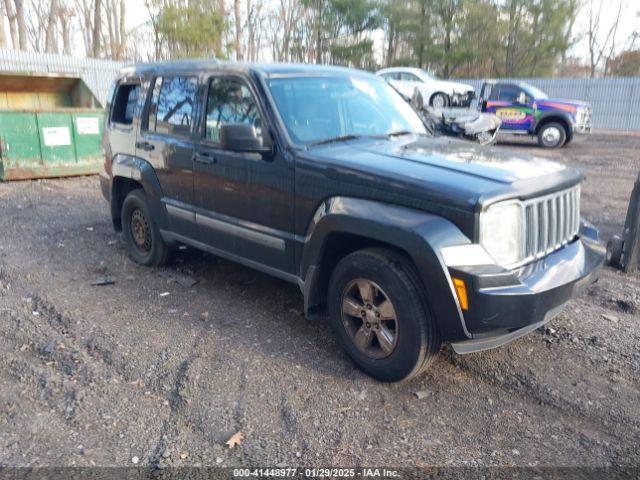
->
369, 130, 417, 139
386, 130, 414, 137
308, 134, 363, 146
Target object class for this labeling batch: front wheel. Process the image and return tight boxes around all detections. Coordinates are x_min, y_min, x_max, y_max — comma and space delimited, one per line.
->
537, 122, 567, 148
121, 189, 171, 267
327, 248, 441, 382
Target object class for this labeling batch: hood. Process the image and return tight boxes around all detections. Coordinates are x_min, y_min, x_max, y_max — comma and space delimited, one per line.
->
306, 136, 582, 212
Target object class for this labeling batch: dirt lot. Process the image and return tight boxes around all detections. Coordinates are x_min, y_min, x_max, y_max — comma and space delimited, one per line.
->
0, 133, 639, 471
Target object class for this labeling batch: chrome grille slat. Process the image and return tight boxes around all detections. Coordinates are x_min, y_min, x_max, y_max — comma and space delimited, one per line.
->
521, 185, 581, 265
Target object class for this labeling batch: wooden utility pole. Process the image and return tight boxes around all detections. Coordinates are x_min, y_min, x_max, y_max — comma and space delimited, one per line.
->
622, 173, 640, 273
608, 171, 640, 273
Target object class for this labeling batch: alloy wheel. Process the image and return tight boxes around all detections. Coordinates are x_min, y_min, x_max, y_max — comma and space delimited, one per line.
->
341, 278, 399, 359
542, 126, 562, 146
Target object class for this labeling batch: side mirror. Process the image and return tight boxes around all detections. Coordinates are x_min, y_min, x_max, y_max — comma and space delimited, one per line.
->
517, 92, 527, 105
219, 123, 271, 153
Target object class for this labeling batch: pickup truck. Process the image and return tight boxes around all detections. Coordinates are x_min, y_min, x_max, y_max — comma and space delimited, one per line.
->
101, 62, 605, 382
478, 80, 592, 148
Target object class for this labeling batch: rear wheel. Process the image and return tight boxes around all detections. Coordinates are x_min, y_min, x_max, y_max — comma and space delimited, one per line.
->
327, 248, 441, 382
537, 122, 567, 148
121, 189, 170, 267
430, 92, 449, 109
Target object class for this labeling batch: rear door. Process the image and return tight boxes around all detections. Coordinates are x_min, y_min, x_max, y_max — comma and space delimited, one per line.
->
137, 75, 199, 238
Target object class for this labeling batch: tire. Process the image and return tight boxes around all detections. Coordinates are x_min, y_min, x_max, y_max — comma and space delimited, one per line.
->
121, 189, 171, 267
537, 122, 567, 148
430, 92, 449, 109
327, 247, 441, 382
606, 235, 624, 267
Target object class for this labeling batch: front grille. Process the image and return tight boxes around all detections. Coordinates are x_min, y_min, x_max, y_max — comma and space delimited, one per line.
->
523, 185, 581, 262
576, 107, 592, 132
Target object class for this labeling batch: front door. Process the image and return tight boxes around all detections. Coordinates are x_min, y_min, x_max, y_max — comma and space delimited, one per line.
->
136, 75, 198, 238
192, 75, 295, 276
485, 84, 534, 132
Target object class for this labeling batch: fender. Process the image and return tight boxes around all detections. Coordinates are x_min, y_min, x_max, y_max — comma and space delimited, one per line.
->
110, 154, 170, 232
299, 196, 473, 342
532, 110, 574, 137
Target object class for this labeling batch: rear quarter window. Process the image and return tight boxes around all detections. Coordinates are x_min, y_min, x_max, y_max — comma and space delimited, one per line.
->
110, 83, 141, 125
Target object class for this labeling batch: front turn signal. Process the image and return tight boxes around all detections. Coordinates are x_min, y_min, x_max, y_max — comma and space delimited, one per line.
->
452, 277, 469, 311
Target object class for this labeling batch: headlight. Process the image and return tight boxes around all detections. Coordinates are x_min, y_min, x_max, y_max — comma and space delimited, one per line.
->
480, 201, 524, 266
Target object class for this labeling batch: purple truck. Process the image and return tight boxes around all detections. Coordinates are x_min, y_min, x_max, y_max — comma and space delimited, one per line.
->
478, 80, 592, 148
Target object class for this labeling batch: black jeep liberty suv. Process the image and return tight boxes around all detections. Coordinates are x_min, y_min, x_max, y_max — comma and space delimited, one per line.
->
101, 61, 605, 382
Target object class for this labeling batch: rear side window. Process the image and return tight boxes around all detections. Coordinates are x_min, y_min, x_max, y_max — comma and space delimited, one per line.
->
400, 72, 420, 82
111, 83, 140, 125
147, 76, 198, 137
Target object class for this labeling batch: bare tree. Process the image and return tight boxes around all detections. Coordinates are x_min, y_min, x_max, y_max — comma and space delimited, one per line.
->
91, 0, 100, 57
78, 0, 92, 54
267, 0, 309, 62
4, 0, 19, 48
58, 1, 74, 54
234, 0, 242, 60
25, 0, 51, 52
104, 0, 126, 59
12, 0, 28, 49
44, 0, 59, 52
587, 0, 625, 77
244, 0, 267, 61
0, 2, 6, 48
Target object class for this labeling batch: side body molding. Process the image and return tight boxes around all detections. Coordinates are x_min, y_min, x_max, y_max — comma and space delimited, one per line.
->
299, 197, 472, 341
110, 154, 169, 231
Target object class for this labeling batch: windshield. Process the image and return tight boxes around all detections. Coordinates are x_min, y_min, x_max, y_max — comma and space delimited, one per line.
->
266, 75, 426, 145
521, 83, 548, 100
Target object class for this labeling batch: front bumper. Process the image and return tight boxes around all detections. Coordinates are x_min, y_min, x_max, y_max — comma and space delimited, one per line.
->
448, 225, 605, 353
573, 123, 592, 135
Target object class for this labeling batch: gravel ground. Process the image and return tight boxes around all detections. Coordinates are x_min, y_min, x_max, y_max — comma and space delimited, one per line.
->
0, 133, 639, 471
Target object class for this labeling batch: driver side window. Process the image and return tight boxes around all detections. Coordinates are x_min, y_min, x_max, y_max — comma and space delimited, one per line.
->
497, 85, 526, 103
205, 78, 262, 144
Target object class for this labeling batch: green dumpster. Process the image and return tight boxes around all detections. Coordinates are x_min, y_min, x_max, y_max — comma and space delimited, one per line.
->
0, 109, 104, 181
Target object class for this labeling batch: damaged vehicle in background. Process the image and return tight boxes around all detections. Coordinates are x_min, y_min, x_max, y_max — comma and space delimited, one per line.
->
478, 80, 592, 148
386, 80, 502, 145
376, 67, 475, 108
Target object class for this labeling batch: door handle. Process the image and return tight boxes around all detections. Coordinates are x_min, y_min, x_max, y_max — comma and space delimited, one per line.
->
193, 151, 216, 164
135, 141, 155, 151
